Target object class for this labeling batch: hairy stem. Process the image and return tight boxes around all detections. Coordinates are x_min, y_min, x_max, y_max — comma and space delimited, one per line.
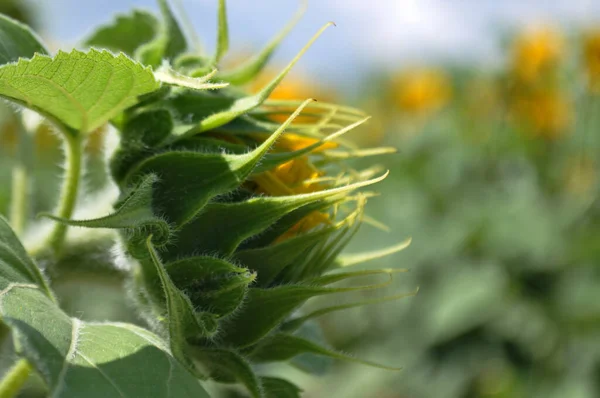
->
0, 359, 32, 398
47, 132, 84, 255
9, 119, 33, 236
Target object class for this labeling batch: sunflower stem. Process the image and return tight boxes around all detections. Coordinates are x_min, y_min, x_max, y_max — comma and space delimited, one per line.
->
0, 359, 32, 398
47, 131, 84, 255
9, 118, 34, 236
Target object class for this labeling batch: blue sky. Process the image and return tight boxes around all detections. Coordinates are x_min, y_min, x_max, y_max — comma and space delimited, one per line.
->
27, 0, 600, 83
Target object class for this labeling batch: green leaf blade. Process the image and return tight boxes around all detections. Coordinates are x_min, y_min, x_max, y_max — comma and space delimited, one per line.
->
82, 10, 159, 57
0, 216, 209, 398
0, 13, 47, 65
0, 49, 159, 134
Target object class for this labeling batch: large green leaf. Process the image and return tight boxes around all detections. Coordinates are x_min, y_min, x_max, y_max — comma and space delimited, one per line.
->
0, 49, 159, 134
0, 13, 47, 64
0, 216, 209, 397
83, 10, 159, 57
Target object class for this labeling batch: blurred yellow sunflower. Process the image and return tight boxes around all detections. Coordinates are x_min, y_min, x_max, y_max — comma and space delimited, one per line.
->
583, 29, 600, 93
511, 89, 572, 139
511, 26, 563, 83
391, 68, 452, 115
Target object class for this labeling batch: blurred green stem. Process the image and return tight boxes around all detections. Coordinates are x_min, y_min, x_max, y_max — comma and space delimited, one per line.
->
9, 118, 33, 236
47, 132, 84, 255
0, 359, 32, 398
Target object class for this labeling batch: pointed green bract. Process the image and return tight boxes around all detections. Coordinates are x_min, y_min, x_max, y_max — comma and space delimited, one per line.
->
234, 227, 335, 287
0, 217, 209, 398
0, 49, 159, 134
336, 238, 413, 267
162, 173, 386, 258
144, 237, 213, 375
214, 0, 229, 63
180, 23, 334, 137
192, 348, 262, 398
0, 13, 47, 64
248, 333, 401, 370
137, 0, 187, 66
218, 1, 307, 85
83, 10, 159, 57
154, 66, 229, 90
123, 100, 314, 225
41, 174, 171, 246
281, 289, 419, 332
165, 256, 255, 318
219, 273, 396, 348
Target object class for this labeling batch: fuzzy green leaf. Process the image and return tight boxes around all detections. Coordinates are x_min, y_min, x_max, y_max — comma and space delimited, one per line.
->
192, 348, 262, 398
0, 49, 159, 134
0, 217, 209, 397
249, 333, 401, 370
0, 13, 47, 64
82, 10, 159, 57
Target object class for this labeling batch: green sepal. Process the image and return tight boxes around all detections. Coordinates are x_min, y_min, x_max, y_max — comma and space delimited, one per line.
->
154, 67, 229, 91
260, 377, 302, 398
111, 109, 174, 184
281, 288, 419, 332
238, 198, 340, 250
248, 333, 402, 370
191, 347, 263, 398
0, 13, 47, 64
144, 237, 214, 376
82, 9, 159, 57
136, 0, 187, 67
122, 100, 314, 226
217, 1, 306, 85
41, 174, 171, 247
219, 271, 396, 348
160, 173, 385, 259
335, 237, 412, 268
234, 227, 336, 287
0, 49, 159, 135
253, 116, 371, 175
213, 0, 229, 63
178, 24, 334, 138
165, 256, 255, 318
